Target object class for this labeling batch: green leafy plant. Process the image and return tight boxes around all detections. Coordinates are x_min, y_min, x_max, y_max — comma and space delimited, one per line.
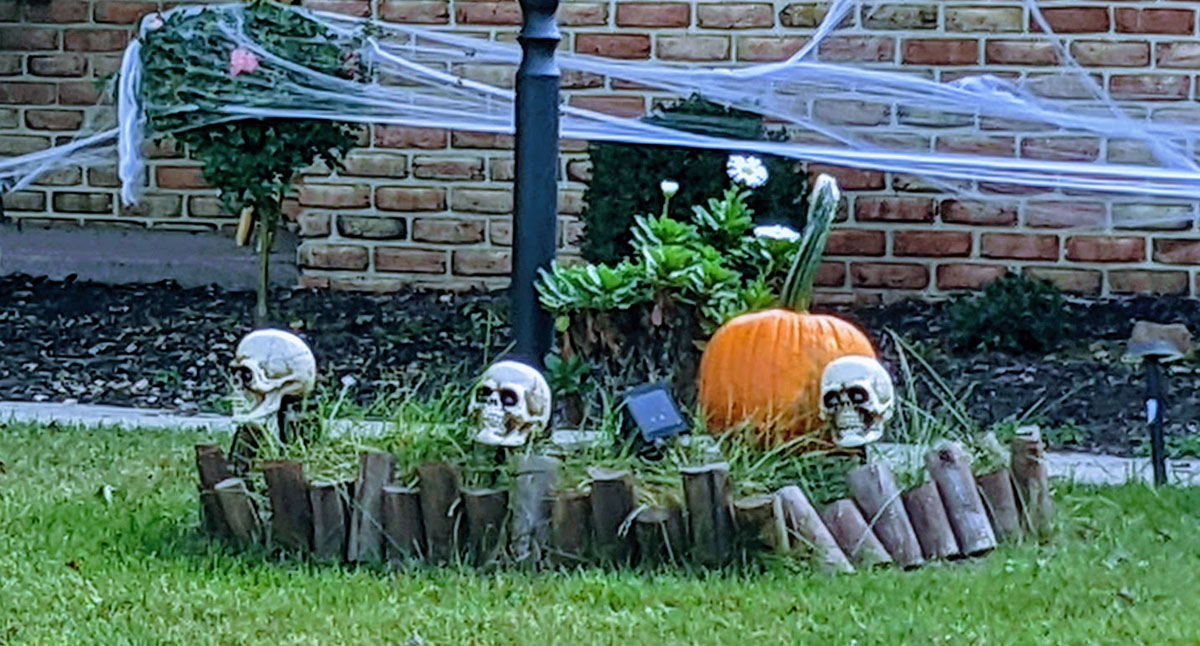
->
945, 274, 1072, 354
582, 95, 806, 264
139, 1, 362, 323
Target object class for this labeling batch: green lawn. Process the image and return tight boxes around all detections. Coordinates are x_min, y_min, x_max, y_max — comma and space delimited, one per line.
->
2, 423, 1199, 645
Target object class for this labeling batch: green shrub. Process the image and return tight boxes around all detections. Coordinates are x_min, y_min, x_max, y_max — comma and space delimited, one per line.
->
945, 275, 1072, 353
581, 95, 806, 264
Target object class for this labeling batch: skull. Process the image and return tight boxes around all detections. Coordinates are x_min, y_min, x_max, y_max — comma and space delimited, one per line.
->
819, 356, 895, 448
230, 329, 316, 424
470, 360, 551, 447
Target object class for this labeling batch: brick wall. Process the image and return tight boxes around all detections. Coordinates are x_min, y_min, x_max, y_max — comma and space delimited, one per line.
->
4, 0, 1200, 301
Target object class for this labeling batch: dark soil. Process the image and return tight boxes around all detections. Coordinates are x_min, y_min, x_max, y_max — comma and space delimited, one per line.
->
3, 274, 1200, 457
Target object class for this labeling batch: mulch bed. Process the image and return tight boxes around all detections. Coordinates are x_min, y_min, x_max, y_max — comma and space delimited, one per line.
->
3, 274, 1199, 456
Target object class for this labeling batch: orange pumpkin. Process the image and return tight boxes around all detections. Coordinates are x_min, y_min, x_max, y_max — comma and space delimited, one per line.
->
698, 174, 875, 446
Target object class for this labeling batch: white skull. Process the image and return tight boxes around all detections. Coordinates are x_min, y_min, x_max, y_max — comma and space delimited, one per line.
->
819, 356, 894, 448
469, 360, 551, 447
230, 329, 316, 424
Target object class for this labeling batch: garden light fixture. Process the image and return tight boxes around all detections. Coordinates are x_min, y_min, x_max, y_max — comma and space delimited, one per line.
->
1125, 320, 1192, 486
622, 383, 689, 458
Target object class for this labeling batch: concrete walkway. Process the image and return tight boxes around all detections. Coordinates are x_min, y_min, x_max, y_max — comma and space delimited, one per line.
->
3, 400, 1196, 487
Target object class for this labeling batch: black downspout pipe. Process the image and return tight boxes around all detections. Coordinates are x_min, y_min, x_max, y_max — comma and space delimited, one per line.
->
510, 0, 561, 370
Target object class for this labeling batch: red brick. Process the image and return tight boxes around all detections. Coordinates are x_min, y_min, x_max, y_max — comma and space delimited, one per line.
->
902, 39, 978, 65
0, 27, 58, 50
568, 95, 646, 118
855, 197, 935, 223
1023, 267, 1101, 295
616, 3, 690, 27
52, 192, 113, 214
94, 2, 160, 24
452, 188, 512, 214
1021, 137, 1101, 162
489, 158, 515, 182
937, 264, 1008, 290
58, 80, 107, 105
1110, 74, 1189, 100
813, 99, 889, 126
737, 37, 808, 62
936, 136, 1015, 157
0, 55, 17, 76
1026, 72, 1104, 99
559, 190, 584, 216
296, 212, 331, 237
1109, 270, 1189, 295
490, 219, 512, 246
893, 231, 972, 257
985, 40, 1058, 65
299, 1, 371, 17
374, 126, 447, 149
64, 29, 129, 52
1114, 203, 1192, 231
412, 156, 484, 181
451, 131, 514, 150
1153, 239, 1200, 264
560, 3, 608, 25
862, 4, 937, 30
1065, 236, 1145, 262
946, 7, 1023, 32
378, 1, 451, 24
376, 247, 448, 274
809, 164, 885, 191
657, 35, 730, 61
981, 233, 1059, 260
1025, 201, 1106, 229
1115, 8, 1194, 35
576, 34, 652, 59
818, 36, 895, 63
2, 190, 46, 211
566, 159, 593, 182
780, 4, 842, 28
1070, 41, 1150, 67
941, 200, 1017, 226
28, 54, 87, 77
825, 230, 885, 256
1037, 8, 1110, 33
298, 184, 370, 209
342, 153, 408, 178
376, 186, 446, 212
1156, 42, 1200, 68
155, 166, 208, 189
336, 216, 406, 239
25, 1, 88, 22
299, 244, 369, 270
412, 218, 486, 243
453, 249, 511, 276
0, 82, 55, 104
850, 263, 929, 289
455, 2, 521, 24
25, 109, 84, 130
815, 261, 847, 287
697, 3, 773, 29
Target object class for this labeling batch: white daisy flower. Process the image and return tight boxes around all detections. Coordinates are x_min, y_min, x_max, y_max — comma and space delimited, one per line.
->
660, 179, 679, 199
726, 154, 769, 188
753, 224, 801, 242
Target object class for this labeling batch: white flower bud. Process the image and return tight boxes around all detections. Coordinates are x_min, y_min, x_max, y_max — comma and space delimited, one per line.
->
660, 179, 679, 199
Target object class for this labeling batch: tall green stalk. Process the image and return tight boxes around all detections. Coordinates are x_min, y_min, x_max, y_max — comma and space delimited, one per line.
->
780, 174, 841, 312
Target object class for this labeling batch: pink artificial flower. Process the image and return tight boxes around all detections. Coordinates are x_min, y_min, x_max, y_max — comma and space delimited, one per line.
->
230, 47, 260, 77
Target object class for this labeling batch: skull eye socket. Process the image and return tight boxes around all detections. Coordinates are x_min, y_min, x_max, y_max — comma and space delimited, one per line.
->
476, 385, 493, 401
235, 366, 254, 387
499, 388, 519, 407
822, 391, 840, 409
847, 386, 870, 405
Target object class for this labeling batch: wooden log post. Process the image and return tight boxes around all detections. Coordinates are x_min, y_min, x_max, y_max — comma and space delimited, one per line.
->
511, 455, 559, 566
846, 463, 924, 569
681, 463, 734, 567
634, 506, 685, 567
976, 469, 1022, 542
418, 461, 463, 564
820, 498, 892, 568
1011, 426, 1055, 541
347, 451, 395, 564
262, 461, 312, 553
551, 489, 591, 565
213, 477, 261, 548
775, 486, 853, 573
195, 444, 232, 539
381, 485, 424, 563
464, 488, 509, 566
588, 467, 636, 565
902, 480, 960, 561
733, 494, 784, 552
926, 443, 996, 556
310, 480, 351, 563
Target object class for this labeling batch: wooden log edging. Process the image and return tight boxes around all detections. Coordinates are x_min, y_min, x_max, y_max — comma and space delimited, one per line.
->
194, 433, 1056, 572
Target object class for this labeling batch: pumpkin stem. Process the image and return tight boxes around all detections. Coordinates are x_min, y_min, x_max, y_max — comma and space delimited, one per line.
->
781, 174, 842, 312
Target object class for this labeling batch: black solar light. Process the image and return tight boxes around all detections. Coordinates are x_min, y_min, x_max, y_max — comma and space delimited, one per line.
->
622, 383, 689, 458
1125, 320, 1193, 486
